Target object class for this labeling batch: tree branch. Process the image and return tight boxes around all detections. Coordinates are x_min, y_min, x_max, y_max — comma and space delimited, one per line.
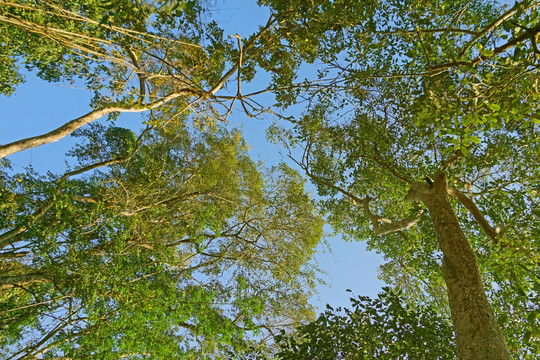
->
293, 148, 423, 236
430, 23, 540, 72
458, 2, 523, 59
447, 187, 500, 242
0, 90, 194, 158
124, 46, 146, 103
371, 144, 412, 184
362, 198, 425, 236
0, 273, 50, 290
441, 148, 463, 169
0, 126, 151, 249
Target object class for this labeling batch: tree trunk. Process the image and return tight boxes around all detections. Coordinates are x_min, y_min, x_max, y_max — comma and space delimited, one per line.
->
405, 173, 510, 360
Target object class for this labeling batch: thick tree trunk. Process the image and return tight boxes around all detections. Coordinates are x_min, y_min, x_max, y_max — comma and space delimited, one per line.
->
406, 173, 510, 360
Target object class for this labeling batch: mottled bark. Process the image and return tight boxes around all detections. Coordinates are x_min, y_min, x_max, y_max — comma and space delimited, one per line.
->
0, 91, 191, 159
406, 173, 510, 360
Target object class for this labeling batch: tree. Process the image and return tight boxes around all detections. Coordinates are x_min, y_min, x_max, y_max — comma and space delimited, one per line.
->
0, 1, 332, 357
0, 124, 323, 359
264, 0, 539, 359
0, 0, 279, 158
275, 287, 457, 359
2, 0, 539, 358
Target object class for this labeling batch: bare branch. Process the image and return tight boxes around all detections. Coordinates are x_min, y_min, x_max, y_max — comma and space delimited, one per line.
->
0, 91, 195, 158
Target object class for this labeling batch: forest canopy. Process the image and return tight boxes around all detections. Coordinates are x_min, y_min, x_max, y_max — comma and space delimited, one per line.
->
1, 0, 539, 359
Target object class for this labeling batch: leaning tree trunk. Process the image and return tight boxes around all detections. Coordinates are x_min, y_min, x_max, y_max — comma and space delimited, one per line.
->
406, 173, 510, 360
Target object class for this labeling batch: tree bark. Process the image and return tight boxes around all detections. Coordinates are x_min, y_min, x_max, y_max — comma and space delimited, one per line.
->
405, 173, 510, 360
0, 91, 192, 159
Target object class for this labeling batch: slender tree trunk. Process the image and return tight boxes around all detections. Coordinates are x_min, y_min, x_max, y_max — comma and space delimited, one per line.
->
406, 173, 510, 360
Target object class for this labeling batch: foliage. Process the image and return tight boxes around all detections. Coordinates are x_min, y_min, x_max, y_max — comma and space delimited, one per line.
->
0, 125, 323, 359
275, 287, 457, 360
0, 0, 207, 99
264, 0, 539, 357
2, 0, 539, 357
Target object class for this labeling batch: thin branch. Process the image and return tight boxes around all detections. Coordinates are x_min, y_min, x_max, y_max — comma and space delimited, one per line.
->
441, 148, 463, 169
0, 199, 55, 249
294, 159, 364, 204
415, 26, 432, 68
371, 144, 412, 184
378, 28, 479, 36
0, 0, 200, 48
208, 14, 276, 97
458, 2, 523, 59
0, 273, 50, 290
292, 144, 423, 236
125, 46, 146, 103
0, 295, 71, 315
0, 127, 151, 249
431, 23, 540, 72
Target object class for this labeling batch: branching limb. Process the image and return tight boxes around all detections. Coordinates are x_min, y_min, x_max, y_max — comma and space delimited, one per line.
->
431, 23, 540, 72
0, 200, 54, 249
0, 91, 192, 158
0, 127, 151, 249
441, 148, 463, 169
292, 142, 423, 237
208, 14, 277, 97
125, 46, 146, 103
362, 198, 425, 236
222, 34, 243, 120
0, 273, 50, 290
458, 1, 524, 59
0, 12, 278, 158
371, 143, 413, 184
415, 26, 432, 68
290, 147, 364, 204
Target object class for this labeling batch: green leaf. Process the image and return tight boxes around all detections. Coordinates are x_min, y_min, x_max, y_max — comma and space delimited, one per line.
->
481, 48, 495, 57
488, 103, 501, 111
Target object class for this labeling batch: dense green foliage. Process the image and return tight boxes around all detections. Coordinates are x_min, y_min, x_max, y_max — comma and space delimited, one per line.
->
1, 0, 539, 358
0, 124, 323, 358
0, 0, 208, 100
276, 287, 457, 359
265, 0, 539, 357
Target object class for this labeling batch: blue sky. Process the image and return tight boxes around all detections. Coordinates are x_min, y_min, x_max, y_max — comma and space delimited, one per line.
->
0, 0, 386, 311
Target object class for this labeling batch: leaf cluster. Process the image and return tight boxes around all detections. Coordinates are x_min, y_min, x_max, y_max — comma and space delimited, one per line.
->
275, 287, 457, 360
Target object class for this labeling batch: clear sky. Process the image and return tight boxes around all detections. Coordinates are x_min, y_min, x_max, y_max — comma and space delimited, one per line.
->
0, 0, 386, 312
